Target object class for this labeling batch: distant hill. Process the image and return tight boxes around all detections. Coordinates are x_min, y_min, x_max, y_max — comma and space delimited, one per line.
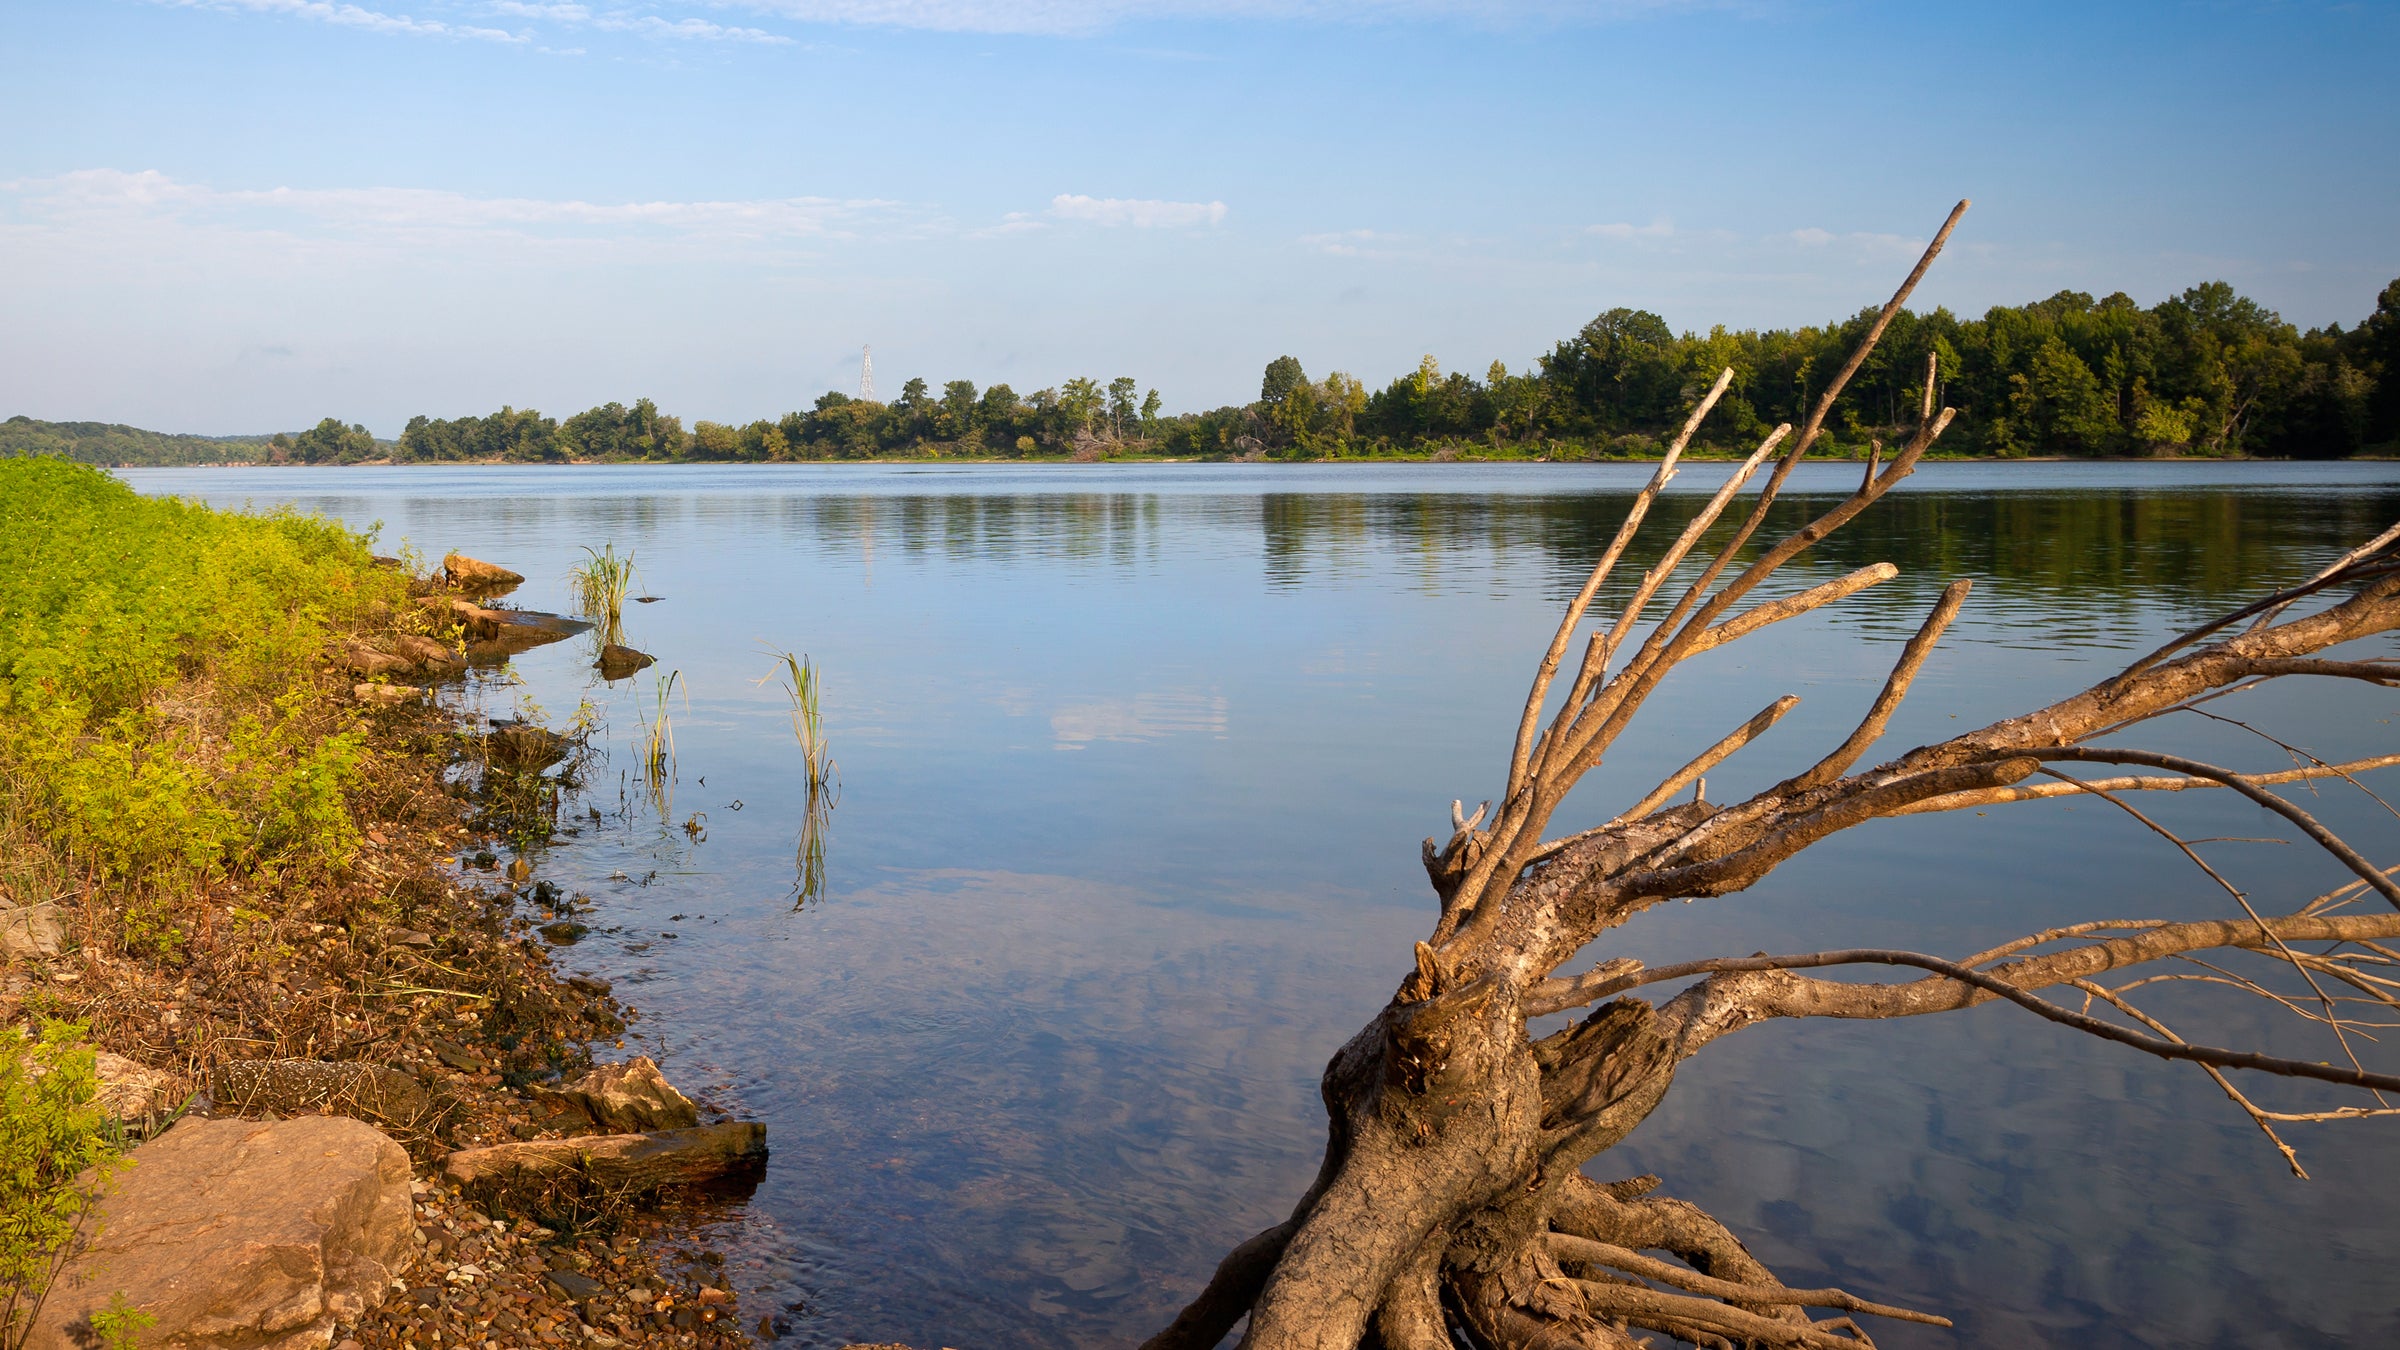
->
0, 416, 276, 466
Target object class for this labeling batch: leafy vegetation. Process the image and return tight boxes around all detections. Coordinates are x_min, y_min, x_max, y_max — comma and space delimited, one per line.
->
20, 275, 2400, 464
0, 1022, 127, 1350
0, 458, 409, 942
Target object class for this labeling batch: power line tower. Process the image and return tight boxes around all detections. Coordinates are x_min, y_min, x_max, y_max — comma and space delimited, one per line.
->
860, 344, 876, 402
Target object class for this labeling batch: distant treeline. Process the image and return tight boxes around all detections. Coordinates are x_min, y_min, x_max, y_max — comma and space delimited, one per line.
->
16, 276, 2399, 467
0, 417, 281, 466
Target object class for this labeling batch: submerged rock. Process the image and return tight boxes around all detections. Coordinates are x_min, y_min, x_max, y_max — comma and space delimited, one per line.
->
597, 643, 656, 681
28, 1115, 418, 1350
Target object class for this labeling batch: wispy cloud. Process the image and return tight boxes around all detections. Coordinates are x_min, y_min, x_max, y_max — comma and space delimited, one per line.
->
160, 0, 527, 42
0, 168, 912, 264
1587, 217, 1674, 239
1780, 226, 1923, 257
594, 13, 793, 42
1051, 193, 1226, 228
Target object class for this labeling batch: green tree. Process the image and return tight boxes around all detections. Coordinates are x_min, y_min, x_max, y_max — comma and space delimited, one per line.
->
2010, 337, 2120, 455
289, 418, 376, 465
1260, 356, 1308, 408
939, 380, 980, 443
1107, 376, 1140, 440
2359, 279, 2400, 446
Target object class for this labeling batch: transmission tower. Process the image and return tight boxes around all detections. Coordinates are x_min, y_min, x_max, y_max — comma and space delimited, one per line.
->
860, 344, 876, 401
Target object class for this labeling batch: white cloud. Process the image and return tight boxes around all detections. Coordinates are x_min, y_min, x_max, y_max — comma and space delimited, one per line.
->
1780, 226, 1923, 257
967, 210, 1050, 238
595, 13, 793, 41
1586, 217, 1673, 239
0, 168, 909, 259
1051, 193, 1226, 228
490, 1, 589, 16
160, 0, 527, 41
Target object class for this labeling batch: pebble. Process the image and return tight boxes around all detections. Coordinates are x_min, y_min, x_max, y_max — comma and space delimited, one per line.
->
335, 1187, 751, 1349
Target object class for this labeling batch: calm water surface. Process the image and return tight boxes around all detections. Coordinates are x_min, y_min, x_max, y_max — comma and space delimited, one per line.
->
125, 462, 2400, 1349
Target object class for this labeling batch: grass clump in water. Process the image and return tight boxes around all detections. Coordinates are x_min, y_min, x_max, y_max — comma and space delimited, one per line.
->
567, 544, 635, 646
757, 647, 836, 801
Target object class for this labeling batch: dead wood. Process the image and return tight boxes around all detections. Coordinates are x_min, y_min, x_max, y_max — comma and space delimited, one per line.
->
1150, 200, 2400, 1350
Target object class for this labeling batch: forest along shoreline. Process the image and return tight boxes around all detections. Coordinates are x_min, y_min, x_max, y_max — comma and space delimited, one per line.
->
0, 458, 762, 1350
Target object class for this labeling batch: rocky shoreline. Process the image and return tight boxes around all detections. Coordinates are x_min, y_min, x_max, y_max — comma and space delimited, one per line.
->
2, 553, 756, 1350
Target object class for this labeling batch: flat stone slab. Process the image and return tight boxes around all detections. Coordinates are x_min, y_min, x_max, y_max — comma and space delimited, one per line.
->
30, 1115, 418, 1350
1, 901, 64, 958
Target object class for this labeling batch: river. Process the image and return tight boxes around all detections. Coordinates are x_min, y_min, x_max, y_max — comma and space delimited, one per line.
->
124, 460, 2400, 1349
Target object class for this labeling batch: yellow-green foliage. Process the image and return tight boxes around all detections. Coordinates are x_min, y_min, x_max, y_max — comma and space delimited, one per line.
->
0, 1022, 126, 1349
0, 458, 405, 903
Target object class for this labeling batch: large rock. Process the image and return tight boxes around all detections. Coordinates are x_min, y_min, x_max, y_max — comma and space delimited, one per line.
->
29, 1115, 417, 1350
441, 553, 523, 591
1, 901, 64, 958
530, 1056, 698, 1133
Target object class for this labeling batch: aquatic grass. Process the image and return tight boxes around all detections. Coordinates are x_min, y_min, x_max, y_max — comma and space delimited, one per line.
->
790, 789, 828, 911
568, 544, 636, 647
639, 670, 684, 821
755, 647, 837, 801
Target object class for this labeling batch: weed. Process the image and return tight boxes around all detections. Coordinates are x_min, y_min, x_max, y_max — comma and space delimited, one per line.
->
90, 1293, 155, 1350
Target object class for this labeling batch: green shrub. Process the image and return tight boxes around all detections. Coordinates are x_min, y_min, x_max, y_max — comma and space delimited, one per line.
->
0, 1022, 126, 1349
0, 458, 407, 920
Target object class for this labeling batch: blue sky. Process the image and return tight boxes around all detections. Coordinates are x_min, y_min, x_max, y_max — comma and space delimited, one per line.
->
2, 1, 2394, 435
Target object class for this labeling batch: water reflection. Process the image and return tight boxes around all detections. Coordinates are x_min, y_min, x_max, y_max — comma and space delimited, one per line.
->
120, 463, 2400, 1350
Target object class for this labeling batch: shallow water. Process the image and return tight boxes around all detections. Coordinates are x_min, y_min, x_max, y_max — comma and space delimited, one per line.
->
126, 461, 2400, 1348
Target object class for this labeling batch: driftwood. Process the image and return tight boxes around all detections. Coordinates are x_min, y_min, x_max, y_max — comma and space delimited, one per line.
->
1147, 200, 2400, 1350
440, 1122, 766, 1197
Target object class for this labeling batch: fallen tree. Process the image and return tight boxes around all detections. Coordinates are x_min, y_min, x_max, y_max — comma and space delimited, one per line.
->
1146, 201, 2400, 1350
